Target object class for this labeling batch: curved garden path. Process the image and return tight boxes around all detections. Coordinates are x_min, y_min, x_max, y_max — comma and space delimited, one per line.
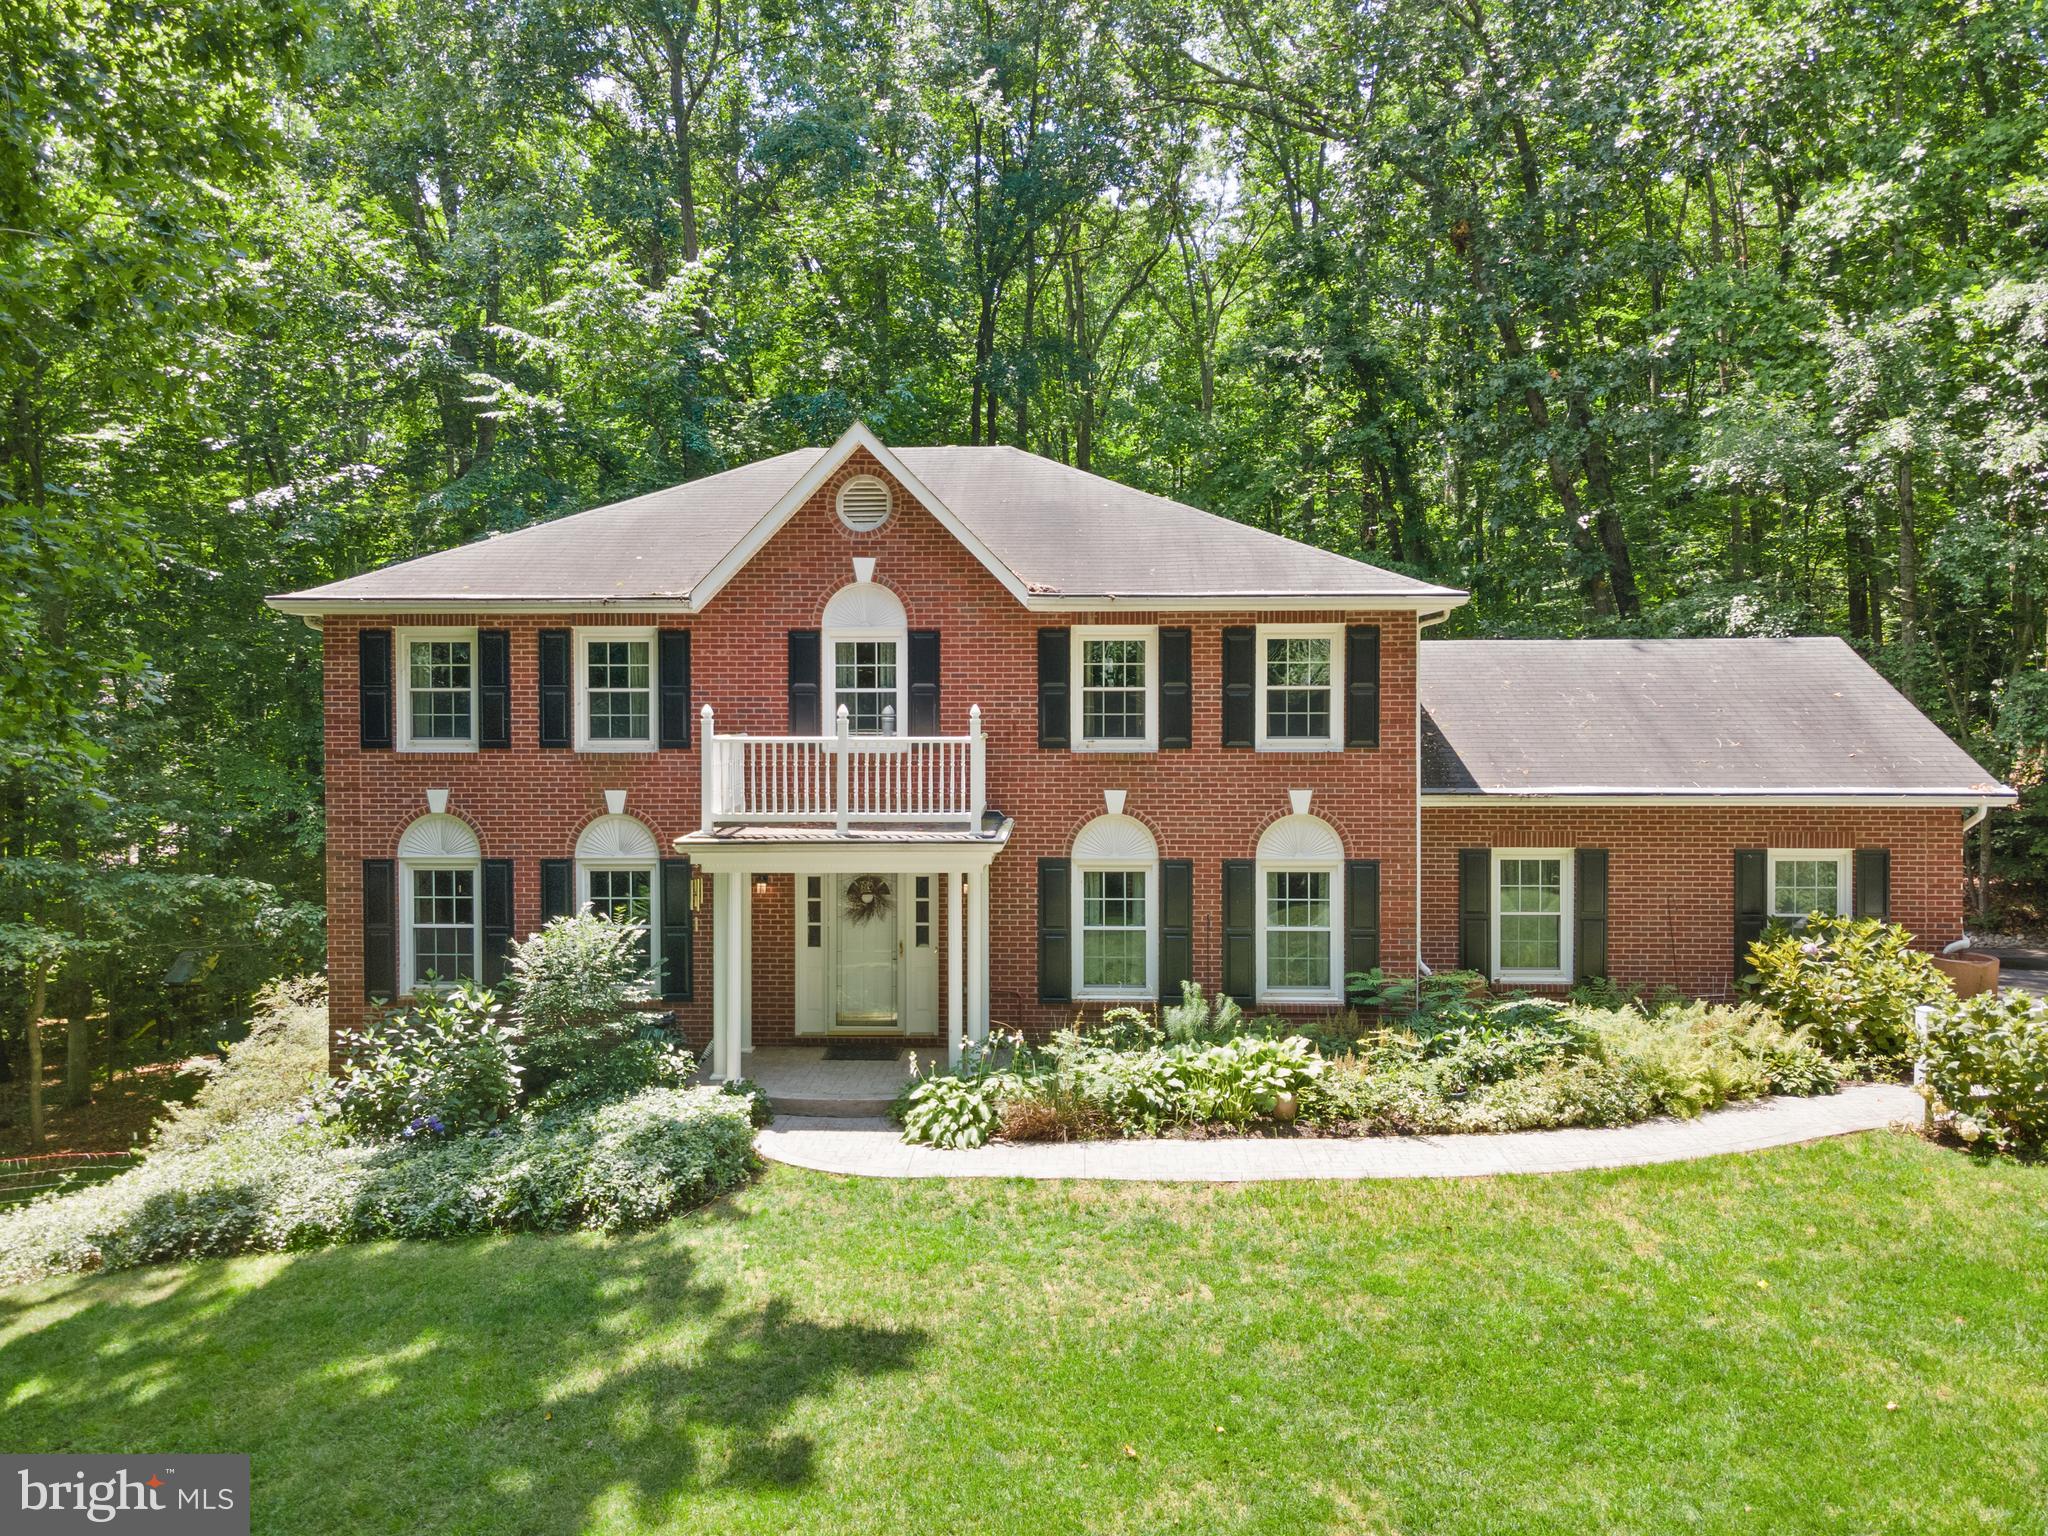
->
755, 1082, 1924, 1182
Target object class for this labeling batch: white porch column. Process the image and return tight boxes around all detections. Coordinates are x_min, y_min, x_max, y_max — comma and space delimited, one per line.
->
738, 871, 754, 1056
967, 864, 990, 1043
711, 870, 737, 1082
946, 867, 964, 1069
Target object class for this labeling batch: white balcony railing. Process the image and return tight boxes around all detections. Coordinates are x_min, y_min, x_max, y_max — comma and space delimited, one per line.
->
700, 704, 986, 831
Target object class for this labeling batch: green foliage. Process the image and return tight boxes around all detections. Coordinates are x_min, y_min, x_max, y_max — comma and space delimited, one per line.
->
1744, 916, 1949, 1066
526, 1034, 696, 1115
0, 1087, 757, 1284
1923, 992, 2048, 1154
152, 976, 331, 1153
506, 913, 656, 1093
718, 1078, 776, 1129
1159, 981, 1246, 1044
899, 1075, 1007, 1150
315, 984, 522, 1139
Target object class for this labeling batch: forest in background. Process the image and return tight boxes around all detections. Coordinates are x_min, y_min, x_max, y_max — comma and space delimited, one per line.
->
4, 0, 2046, 1070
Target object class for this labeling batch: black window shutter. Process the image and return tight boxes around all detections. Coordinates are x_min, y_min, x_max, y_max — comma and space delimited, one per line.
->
1037, 858, 1072, 1002
358, 629, 394, 750
537, 629, 572, 748
1458, 848, 1491, 976
1221, 626, 1255, 748
539, 858, 576, 925
1734, 848, 1768, 977
660, 858, 694, 1000
658, 630, 692, 748
1221, 858, 1256, 1003
788, 629, 822, 735
1037, 628, 1069, 748
362, 858, 397, 998
481, 858, 514, 983
1159, 858, 1194, 1003
908, 629, 940, 735
477, 629, 511, 749
1159, 627, 1192, 750
1853, 848, 1890, 921
1345, 860, 1381, 980
1575, 848, 1609, 981
1345, 624, 1381, 749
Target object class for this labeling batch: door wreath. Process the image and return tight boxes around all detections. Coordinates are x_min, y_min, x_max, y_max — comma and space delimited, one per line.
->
842, 875, 895, 925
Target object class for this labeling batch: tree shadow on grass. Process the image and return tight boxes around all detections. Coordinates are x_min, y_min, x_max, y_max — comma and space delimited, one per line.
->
0, 1216, 926, 1534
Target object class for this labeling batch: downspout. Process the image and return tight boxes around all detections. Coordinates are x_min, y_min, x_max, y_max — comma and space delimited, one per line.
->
1414, 608, 1454, 980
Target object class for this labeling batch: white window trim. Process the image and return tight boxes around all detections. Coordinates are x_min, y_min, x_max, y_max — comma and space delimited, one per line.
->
1767, 848, 1852, 921
398, 857, 483, 992
394, 626, 479, 753
1491, 847, 1574, 986
578, 860, 661, 981
1254, 623, 1345, 753
1072, 857, 1159, 1002
823, 626, 908, 737
574, 626, 657, 753
1255, 859, 1345, 1004
1068, 625, 1159, 752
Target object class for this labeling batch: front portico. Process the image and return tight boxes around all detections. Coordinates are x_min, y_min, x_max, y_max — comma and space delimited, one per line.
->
678, 823, 1008, 1082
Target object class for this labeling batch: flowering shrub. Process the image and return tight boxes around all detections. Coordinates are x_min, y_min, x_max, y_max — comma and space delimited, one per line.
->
527, 1034, 695, 1113
1744, 915, 1947, 1066
315, 983, 522, 1138
0, 1087, 758, 1285
506, 912, 654, 1093
1923, 992, 2048, 1154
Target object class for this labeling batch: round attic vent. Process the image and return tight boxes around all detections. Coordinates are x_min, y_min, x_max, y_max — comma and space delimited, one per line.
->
836, 474, 892, 532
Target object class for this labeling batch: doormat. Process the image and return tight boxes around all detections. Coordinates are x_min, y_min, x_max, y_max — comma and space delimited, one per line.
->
823, 1041, 905, 1061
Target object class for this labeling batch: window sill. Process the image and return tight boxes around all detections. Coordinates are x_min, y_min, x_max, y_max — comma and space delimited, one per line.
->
397, 740, 479, 754
1072, 740, 1157, 754
1253, 740, 1342, 754
1494, 971, 1571, 987
1075, 988, 1154, 1004
575, 740, 658, 755
1258, 991, 1343, 1007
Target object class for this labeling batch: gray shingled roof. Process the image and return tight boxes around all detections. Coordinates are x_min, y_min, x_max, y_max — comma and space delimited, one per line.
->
1419, 637, 2015, 802
269, 443, 1462, 608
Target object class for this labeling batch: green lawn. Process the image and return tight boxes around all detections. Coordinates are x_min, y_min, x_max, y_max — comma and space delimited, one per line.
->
3, 1133, 2044, 1535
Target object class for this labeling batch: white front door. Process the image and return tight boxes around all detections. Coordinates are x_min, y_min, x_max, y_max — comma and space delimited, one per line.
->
793, 871, 940, 1036
834, 874, 900, 1030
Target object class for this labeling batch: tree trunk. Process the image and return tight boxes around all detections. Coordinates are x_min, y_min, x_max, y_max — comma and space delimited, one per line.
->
64, 1014, 91, 1108
25, 966, 47, 1147
1896, 454, 1919, 645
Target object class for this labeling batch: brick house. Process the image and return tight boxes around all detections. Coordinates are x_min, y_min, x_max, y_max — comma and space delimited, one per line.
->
268, 424, 2016, 1073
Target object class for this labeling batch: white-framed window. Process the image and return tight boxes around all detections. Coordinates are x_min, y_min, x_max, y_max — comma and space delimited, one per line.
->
821, 581, 908, 736
396, 627, 478, 752
1072, 813, 1159, 1000
1492, 849, 1573, 985
1769, 849, 1851, 922
397, 814, 483, 990
575, 627, 656, 751
1255, 624, 1343, 751
1070, 626, 1158, 751
576, 815, 662, 978
1255, 814, 1344, 1002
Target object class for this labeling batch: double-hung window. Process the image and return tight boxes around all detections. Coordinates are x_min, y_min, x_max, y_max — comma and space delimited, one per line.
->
409, 866, 478, 987
1071, 627, 1157, 750
834, 640, 899, 735
1492, 849, 1572, 984
1769, 850, 1850, 924
576, 628, 655, 751
584, 866, 655, 974
1255, 625, 1342, 750
397, 628, 477, 751
1264, 870, 1334, 995
1079, 869, 1150, 996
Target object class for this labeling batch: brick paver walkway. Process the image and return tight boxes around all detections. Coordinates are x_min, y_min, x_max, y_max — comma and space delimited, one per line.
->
755, 1082, 1924, 1182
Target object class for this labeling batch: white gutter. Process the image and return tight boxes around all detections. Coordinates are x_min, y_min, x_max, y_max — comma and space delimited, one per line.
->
1419, 791, 2016, 809
267, 591, 1475, 620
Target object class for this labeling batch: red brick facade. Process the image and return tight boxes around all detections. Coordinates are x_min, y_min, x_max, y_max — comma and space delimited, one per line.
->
1420, 804, 1965, 999
319, 448, 1969, 1053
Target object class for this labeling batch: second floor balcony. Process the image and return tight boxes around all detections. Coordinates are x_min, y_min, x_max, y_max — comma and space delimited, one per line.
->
700, 704, 987, 832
